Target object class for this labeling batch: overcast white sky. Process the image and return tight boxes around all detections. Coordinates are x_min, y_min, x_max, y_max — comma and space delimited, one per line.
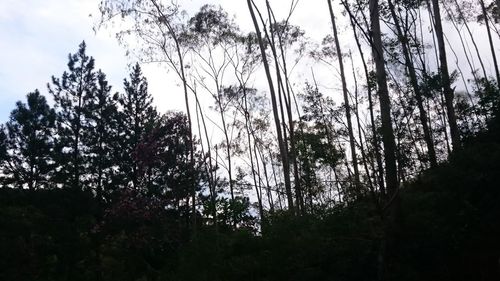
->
1, 0, 497, 124
0, 0, 332, 122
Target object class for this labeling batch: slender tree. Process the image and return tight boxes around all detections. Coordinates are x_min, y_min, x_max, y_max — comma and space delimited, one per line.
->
49, 41, 97, 189
369, 0, 399, 196
386, 0, 438, 167
327, 0, 362, 195
247, 0, 294, 211
429, 0, 461, 149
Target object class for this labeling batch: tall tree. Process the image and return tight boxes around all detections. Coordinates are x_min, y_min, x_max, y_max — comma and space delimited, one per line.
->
479, 0, 500, 88
49, 41, 97, 189
247, 0, 294, 211
429, 0, 461, 149
1, 91, 56, 189
99, 0, 198, 226
84, 71, 119, 200
369, 0, 399, 196
187, 5, 239, 203
327, 0, 362, 196
116, 63, 158, 189
386, 0, 438, 167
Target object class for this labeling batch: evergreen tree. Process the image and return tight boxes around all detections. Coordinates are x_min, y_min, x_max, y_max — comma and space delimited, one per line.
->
1, 90, 56, 189
83, 71, 120, 200
116, 63, 158, 189
0, 126, 7, 164
131, 111, 204, 219
49, 41, 97, 189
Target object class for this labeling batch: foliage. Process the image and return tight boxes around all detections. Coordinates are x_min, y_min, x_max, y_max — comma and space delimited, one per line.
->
1, 91, 56, 189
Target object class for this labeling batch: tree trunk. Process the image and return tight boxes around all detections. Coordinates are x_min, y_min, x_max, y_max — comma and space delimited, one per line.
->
429, 0, 461, 149
247, 0, 294, 211
479, 0, 500, 88
370, 0, 398, 196
387, 0, 438, 168
327, 0, 362, 197
347, 9, 386, 196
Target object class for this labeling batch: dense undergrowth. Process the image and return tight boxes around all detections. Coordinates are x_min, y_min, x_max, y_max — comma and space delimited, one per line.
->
1, 120, 500, 281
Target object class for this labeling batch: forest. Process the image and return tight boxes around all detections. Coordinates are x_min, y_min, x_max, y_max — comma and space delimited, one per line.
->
1, 0, 500, 280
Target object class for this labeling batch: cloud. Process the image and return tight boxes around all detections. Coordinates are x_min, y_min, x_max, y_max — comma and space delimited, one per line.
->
0, 0, 128, 121
0, 0, 332, 122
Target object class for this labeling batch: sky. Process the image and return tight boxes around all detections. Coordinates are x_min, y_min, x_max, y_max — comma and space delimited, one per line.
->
0, 0, 126, 121
1, 0, 497, 124
0, 0, 330, 122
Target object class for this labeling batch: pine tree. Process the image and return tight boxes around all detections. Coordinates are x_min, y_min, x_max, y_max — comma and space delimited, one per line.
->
116, 63, 158, 189
0, 125, 7, 163
1, 91, 56, 189
84, 71, 120, 200
49, 41, 97, 189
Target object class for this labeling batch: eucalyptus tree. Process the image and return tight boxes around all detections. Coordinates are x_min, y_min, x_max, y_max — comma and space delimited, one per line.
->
369, 0, 399, 196
187, 5, 240, 203
224, 85, 270, 221
327, 0, 362, 195
385, 0, 438, 168
429, 0, 461, 149
247, 0, 295, 210
478, 0, 500, 87
299, 83, 346, 203
343, 2, 386, 195
248, 0, 311, 212
263, 15, 307, 211
222, 28, 290, 217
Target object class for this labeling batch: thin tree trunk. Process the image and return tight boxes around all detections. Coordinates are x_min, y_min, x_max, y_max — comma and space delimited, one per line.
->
247, 0, 294, 211
149, 0, 197, 232
370, 1, 401, 277
429, 0, 461, 149
387, 0, 437, 167
327, 0, 362, 197
370, 0, 398, 196
448, 0, 486, 82
263, 4, 303, 212
346, 3, 386, 196
479, 0, 500, 88
194, 93, 218, 230
350, 51, 376, 196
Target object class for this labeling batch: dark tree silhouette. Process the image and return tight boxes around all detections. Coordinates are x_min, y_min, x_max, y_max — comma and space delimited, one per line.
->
1, 91, 56, 189
49, 41, 97, 190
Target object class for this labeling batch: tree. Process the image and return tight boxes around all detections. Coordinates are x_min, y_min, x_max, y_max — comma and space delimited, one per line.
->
116, 63, 158, 190
1, 91, 56, 189
0, 126, 7, 163
327, 0, 362, 196
369, 0, 399, 197
98, 0, 198, 224
146, 112, 203, 206
386, 0, 438, 168
430, 0, 461, 149
49, 41, 97, 189
187, 5, 239, 203
84, 71, 120, 200
247, 0, 294, 211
